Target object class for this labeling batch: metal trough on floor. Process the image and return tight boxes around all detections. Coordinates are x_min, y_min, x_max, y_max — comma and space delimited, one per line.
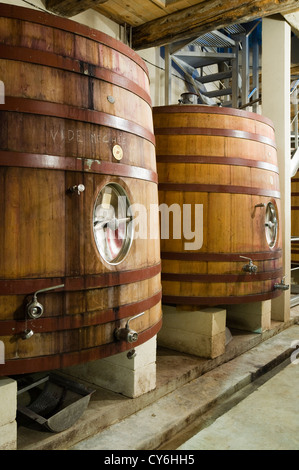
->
16, 373, 95, 433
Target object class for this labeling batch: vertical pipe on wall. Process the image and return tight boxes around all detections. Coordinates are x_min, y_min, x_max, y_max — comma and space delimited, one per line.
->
241, 33, 249, 109
232, 40, 239, 108
164, 44, 171, 105
252, 39, 260, 113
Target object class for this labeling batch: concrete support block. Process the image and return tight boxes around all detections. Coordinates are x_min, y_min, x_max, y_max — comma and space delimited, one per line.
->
62, 336, 157, 398
0, 377, 17, 450
0, 377, 17, 427
0, 422, 17, 451
226, 300, 271, 333
157, 305, 226, 358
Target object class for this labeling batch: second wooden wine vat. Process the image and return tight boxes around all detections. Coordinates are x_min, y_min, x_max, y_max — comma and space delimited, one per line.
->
154, 104, 283, 306
0, 5, 162, 376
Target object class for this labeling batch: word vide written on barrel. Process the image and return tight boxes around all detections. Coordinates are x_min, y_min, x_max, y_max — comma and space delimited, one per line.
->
96, 200, 203, 251
50, 128, 127, 145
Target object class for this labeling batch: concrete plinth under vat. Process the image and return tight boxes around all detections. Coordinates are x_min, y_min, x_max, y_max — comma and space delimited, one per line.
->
157, 305, 227, 359
0, 377, 17, 450
226, 300, 271, 334
61, 336, 157, 398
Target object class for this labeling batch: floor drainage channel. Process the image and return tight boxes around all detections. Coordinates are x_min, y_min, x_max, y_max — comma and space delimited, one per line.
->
158, 354, 295, 450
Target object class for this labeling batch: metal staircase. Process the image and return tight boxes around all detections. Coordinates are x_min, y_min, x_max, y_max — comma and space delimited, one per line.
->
163, 20, 262, 111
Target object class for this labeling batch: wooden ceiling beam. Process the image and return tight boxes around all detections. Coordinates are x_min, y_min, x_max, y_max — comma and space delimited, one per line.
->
131, 0, 299, 50
45, 0, 108, 17
282, 9, 299, 36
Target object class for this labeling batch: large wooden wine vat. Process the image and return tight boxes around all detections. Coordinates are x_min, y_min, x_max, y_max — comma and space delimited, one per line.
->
0, 5, 162, 375
154, 104, 283, 306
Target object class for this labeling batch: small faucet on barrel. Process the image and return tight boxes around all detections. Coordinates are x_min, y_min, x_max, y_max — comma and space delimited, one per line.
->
274, 276, 289, 290
22, 284, 64, 340
114, 312, 145, 354
240, 256, 258, 274
26, 284, 65, 319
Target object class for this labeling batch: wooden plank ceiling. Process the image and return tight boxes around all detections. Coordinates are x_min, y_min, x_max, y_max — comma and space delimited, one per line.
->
45, 0, 299, 50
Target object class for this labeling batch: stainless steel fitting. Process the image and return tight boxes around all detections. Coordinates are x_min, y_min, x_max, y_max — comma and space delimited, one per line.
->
114, 312, 145, 344
274, 276, 289, 291
26, 284, 64, 319
21, 329, 34, 340
68, 184, 85, 195
240, 256, 258, 274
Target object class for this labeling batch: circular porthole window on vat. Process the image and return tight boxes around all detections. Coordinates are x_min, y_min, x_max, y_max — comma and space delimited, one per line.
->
93, 183, 134, 265
265, 202, 278, 248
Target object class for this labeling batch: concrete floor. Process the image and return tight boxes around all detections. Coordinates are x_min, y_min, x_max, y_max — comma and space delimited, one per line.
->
177, 358, 299, 450
15, 307, 299, 450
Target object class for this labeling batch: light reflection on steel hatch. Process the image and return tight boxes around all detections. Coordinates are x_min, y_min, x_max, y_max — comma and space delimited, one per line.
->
265, 202, 278, 248
93, 183, 134, 264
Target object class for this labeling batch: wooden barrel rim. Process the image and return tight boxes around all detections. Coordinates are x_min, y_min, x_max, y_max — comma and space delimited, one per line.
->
0, 4, 149, 76
0, 44, 152, 106
154, 127, 276, 148
156, 155, 279, 173
153, 105, 275, 129
161, 269, 283, 283
1, 98, 156, 145
161, 251, 282, 261
0, 318, 162, 375
0, 151, 158, 184
0, 290, 162, 335
162, 292, 282, 305
158, 183, 280, 198
0, 263, 161, 295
